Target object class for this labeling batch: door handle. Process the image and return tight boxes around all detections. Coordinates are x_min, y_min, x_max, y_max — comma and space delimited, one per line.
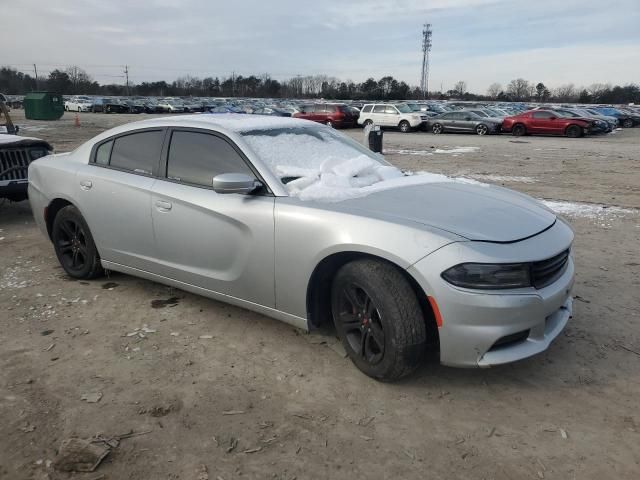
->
155, 200, 172, 211
79, 180, 92, 190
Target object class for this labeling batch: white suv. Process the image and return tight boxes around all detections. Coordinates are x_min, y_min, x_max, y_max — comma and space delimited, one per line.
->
357, 103, 428, 132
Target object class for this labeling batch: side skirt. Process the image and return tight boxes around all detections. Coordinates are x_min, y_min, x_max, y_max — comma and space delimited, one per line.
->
101, 260, 309, 331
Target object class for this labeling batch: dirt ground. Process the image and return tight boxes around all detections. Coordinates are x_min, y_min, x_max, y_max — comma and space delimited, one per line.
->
1, 110, 639, 480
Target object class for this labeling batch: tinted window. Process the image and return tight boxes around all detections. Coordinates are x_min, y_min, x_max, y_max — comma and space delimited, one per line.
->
361, 105, 373, 113
166, 131, 253, 187
109, 131, 163, 174
95, 140, 113, 165
385, 106, 398, 115
373, 105, 386, 113
533, 111, 554, 119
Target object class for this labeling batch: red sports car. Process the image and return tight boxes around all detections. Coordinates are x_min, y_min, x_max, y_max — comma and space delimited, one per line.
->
502, 110, 593, 138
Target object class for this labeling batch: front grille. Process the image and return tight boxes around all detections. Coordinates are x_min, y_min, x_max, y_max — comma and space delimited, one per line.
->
532, 249, 570, 288
0, 148, 30, 182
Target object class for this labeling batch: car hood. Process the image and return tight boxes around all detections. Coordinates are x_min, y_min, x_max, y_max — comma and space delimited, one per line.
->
336, 182, 556, 243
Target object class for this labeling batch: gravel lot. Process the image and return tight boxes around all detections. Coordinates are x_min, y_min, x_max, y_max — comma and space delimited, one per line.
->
1, 111, 639, 480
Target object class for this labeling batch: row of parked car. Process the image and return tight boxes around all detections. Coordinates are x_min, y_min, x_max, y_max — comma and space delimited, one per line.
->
59, 95, 640, 137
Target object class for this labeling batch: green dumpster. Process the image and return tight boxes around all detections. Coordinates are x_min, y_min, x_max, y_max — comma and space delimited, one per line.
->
24, 92, 65, 120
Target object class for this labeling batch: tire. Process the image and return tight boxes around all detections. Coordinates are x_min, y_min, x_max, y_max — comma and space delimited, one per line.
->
432, 123, 443, 134
399, 120, 411, 133
475, 124, 489, 135
52, 205, 104, 280
622, 118, 633, 128
331, 259, 427, 381
363, 119, 373, 128
566, 125, 582, 138
77, 106, 81, 113
511, 124, 526, 136
325, 120, 334, 128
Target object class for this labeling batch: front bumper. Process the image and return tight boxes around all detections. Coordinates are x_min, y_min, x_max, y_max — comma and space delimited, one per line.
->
408, 219, 575, 367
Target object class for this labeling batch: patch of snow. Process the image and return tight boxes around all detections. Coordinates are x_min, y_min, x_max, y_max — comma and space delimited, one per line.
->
541, 200, 637, 220
466, 174, 536, 184
0, 134, 45, 145
385, 146, 480, 155
433, 147, 480, 154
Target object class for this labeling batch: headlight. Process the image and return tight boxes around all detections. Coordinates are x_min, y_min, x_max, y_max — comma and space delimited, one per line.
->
441, 263, 531, 289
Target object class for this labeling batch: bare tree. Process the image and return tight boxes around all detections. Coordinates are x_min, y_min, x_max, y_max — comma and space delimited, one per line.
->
487, 82, 502, 99
553, 84, 578, 102
587, 83, 612, 103
506, 78, 530, 101
453, 80, 467, 97
65, 66, 93, 93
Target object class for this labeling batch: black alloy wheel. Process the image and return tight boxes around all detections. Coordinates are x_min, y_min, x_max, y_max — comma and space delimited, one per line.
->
52, 205, 104, 279
336, 282, 386, 365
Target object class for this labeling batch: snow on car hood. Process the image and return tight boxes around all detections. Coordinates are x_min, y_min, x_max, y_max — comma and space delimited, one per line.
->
336, 182, 557, 242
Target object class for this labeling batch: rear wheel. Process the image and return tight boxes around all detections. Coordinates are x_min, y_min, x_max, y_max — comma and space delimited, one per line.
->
52, 205, 104, 279
566, 124, 582, 138
331, 259, 427, 381
325, 120, 334, 128
476, 124, 489, 135
432, 123, 443, 134
622, 118, 633, 128
399, 120, 411, 133
512, 124, 526, 136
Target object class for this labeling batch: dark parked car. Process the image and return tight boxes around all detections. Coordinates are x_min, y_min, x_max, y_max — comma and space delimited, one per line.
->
429, 111, 503, 135
252, 107, 291, 117
0, 134, 52, 201
592, 107, 640, 128
124, 99, 146, 114
92, 98, 129, 114
502, 110, 593, 137
293, 103, 358, 128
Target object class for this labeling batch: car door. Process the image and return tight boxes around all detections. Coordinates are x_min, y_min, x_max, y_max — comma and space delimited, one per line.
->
371, 104, 386, 125
458, 112, 477, 132
150, 128, 275, 307
384, 105, 400, 127
75, 128, 165, 271
441, 112, 460, 131
531, 111, 556, 134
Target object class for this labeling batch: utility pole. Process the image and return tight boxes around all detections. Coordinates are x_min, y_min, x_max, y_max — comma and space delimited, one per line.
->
33, 64, 39, 90
124, 65, 130, 96
420, 23, 433, 99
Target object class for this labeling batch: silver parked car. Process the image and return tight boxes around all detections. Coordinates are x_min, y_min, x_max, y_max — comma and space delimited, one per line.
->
28, 115, 574, 381
430, 111, 503, 135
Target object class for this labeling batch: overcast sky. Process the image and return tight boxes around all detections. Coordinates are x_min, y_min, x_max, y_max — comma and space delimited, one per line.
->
4, 0, 639, 93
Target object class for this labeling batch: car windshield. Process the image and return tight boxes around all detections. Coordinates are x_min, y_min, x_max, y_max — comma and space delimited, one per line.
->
241, 126, 387, 181
395, 104, 412, 113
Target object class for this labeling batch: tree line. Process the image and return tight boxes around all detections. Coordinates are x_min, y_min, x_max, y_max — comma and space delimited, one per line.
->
1, 66, 638, 104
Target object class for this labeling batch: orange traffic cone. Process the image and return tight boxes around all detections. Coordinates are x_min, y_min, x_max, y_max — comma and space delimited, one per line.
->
74, 113, 80, 127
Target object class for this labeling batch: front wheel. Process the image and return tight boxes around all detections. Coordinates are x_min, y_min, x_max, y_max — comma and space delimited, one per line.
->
431, 123, 443, 134
566, 125, 582, 138
399, 120, 411, 133
331, 259, 427, 381
622, 118, 633, 128
52, 205, 104, 279
512, 124, 526, 136
325, 120, 334, 128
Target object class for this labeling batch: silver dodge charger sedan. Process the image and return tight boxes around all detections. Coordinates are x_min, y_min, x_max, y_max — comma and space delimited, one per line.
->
28, 115, 574, 381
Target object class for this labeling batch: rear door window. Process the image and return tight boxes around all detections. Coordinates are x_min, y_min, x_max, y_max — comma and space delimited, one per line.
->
166, 131, 253, 188
108, 130, 164, 175
385, 106, 398, 115
95, 140, 113, 165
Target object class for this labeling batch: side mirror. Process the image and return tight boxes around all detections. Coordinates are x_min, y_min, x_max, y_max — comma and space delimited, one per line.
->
212, 173, 261, 194
549, 116, 556, 120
